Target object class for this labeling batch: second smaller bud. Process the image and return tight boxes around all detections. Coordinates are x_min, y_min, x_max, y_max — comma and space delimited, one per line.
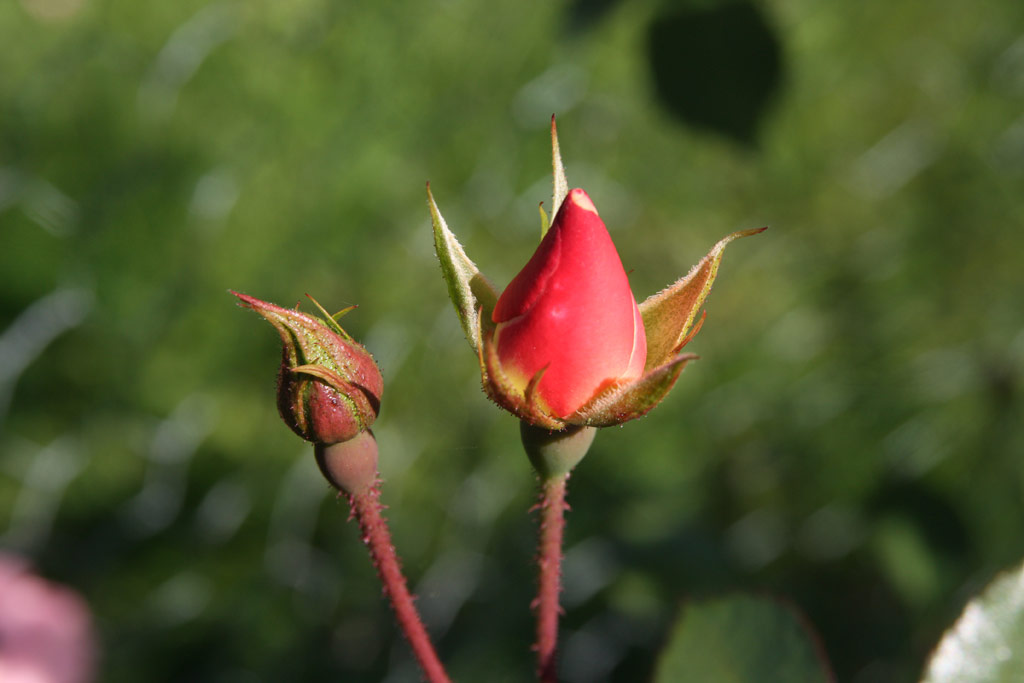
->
233, 291, 384, 445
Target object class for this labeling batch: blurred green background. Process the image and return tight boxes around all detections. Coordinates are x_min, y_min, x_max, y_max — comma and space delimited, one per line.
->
2, 0, 1023, 680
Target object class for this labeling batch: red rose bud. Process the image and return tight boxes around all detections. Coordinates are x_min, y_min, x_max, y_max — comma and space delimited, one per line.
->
232, 292, 383, 445
430, 117, 763, 430
491, 189, 646, 418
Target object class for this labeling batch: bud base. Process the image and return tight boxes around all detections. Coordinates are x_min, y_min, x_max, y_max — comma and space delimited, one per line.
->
314, 431, 379, 496
520, 422, 596, 481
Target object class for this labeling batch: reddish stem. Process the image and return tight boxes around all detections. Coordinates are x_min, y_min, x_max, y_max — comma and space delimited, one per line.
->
535, 475, 568, 683
349, 485, 451, 683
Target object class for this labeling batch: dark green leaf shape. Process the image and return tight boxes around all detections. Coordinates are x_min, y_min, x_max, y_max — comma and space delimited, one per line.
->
922, 560, 1024, 683
654, 595, 833, 683
647, 1, 784, 146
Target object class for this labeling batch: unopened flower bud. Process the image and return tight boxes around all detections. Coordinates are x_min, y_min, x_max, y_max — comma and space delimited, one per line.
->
233, 291, 383, 445
492, 189, 646, 418
429, 117, 764, 431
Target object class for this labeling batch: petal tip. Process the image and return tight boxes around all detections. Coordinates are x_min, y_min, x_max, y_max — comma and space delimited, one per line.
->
568, 189, 597, 215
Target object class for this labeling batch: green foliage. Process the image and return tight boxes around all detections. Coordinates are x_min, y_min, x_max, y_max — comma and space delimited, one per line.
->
654, 596, 832, 683
1, 0, 1023, 681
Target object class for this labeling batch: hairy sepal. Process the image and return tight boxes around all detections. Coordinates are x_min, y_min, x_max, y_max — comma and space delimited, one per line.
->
570, 354, 698, 427
639, 227, 766, 369
428, 184, 499, 357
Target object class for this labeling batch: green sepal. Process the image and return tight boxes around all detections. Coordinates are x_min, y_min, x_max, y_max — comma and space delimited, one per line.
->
539, 202, 550, 238
639, 226, 766, 370
305, 294, 355, 341
570, 354, 698, 427
427, 183, 499, 357
549, 114, 569, 227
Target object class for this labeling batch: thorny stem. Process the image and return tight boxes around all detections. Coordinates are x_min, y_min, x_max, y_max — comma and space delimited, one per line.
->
535, 474, 569, 683
349, 484, 451, 683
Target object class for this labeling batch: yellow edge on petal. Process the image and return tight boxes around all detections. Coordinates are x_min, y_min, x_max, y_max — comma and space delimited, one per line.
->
481, 327, 563, 430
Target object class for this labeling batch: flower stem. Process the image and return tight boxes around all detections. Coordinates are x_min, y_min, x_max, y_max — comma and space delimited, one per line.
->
535, 474, 569, 683
349, 484, 451, 683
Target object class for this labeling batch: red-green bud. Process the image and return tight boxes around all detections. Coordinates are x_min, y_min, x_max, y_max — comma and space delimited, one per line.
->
232, 291, 383, 445
429, 116, 764, 431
